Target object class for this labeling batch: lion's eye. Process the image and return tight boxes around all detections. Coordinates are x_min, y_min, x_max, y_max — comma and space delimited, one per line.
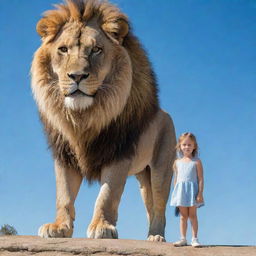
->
91, 46, 102, 54
58, 46, 68, 53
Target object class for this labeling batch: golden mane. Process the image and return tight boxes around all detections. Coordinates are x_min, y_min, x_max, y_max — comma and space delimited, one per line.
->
37, 0, 129, 44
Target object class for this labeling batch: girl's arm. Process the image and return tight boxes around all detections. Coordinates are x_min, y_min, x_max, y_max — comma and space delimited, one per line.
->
196, 159, 204, 202
173, 160, 177, 186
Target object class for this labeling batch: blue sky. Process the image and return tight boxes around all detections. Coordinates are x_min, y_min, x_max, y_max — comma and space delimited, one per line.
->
1, 0, 256, 246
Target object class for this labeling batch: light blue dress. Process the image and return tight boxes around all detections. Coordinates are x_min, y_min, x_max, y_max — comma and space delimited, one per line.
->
170, 158, 204, 208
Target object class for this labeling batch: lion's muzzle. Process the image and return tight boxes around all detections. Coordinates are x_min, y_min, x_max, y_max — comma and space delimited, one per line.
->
67, 72, 89, 84
64, 72, 97, 98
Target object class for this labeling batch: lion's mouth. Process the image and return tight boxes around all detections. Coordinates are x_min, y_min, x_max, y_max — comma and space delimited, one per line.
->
66, 89, 96, 98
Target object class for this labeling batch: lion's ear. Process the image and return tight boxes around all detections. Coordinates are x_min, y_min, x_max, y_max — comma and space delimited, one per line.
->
102, 19, 129, 45
36, 17, 61, 39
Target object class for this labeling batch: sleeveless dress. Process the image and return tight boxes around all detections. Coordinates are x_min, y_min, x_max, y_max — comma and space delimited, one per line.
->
170, 159, 204, 208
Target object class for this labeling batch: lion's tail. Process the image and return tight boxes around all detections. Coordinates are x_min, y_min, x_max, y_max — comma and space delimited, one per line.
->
175, 207, 180, 217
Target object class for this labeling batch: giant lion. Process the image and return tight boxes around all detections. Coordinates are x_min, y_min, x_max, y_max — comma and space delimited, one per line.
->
31, 0, 176, 241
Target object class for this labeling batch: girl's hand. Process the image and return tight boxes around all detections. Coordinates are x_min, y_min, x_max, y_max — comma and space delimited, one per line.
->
196, 194, 204, 203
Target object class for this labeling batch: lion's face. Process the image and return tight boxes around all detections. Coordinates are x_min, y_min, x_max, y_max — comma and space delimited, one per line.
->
32, 1, 134, 132
49, 19, 115, 110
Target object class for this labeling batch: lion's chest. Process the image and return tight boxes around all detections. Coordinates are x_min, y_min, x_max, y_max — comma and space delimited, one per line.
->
53, 129, 136, 182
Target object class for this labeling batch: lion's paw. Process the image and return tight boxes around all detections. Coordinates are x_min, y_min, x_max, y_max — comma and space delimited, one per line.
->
87, 220, 118, 239
38, 223, 73, 238
147, 235, 166, 242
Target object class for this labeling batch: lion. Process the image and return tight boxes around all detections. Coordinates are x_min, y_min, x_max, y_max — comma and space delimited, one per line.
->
31, 0, 176, 242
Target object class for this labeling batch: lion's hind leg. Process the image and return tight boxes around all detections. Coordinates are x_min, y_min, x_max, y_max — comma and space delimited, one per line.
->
136, 166, 154, 227
146, 115, 176, 242
136, 165, 169, 242
147, 163, 171, 242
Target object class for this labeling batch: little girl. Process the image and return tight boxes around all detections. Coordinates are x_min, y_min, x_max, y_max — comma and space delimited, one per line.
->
170, 132, 204, 247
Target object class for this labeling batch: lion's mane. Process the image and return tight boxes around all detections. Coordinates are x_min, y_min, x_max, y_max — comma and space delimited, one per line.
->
31, 0, 159, 182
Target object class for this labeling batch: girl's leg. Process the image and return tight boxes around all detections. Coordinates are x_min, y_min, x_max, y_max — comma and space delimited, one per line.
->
179, 207, 189, 238
188, 206, 198, 238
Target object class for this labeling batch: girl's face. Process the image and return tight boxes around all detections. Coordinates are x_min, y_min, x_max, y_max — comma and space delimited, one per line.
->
180, 137, 195, 157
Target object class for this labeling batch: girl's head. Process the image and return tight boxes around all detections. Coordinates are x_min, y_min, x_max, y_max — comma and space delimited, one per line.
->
176, 132, 198, 158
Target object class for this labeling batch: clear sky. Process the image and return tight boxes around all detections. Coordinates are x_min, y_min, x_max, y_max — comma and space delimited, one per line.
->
1, 0, 256, 246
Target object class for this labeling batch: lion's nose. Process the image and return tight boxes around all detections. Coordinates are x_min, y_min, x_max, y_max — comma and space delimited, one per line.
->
67, 72, 89, 84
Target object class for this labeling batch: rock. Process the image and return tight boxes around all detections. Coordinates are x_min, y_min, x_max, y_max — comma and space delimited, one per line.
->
0, 236, 254, 256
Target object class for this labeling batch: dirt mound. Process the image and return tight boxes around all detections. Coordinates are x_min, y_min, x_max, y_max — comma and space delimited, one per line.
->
0, 236, 254, 256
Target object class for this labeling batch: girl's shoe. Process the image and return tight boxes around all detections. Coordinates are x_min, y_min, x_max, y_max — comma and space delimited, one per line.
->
173, 238, 187, 247
191, 238, 201, 247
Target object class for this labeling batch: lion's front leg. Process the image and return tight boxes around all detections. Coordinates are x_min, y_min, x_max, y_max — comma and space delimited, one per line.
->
87, 160, 130, 239
38, 160, 82, 238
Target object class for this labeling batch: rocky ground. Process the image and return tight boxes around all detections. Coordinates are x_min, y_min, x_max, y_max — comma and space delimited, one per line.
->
0, 236, 255, 256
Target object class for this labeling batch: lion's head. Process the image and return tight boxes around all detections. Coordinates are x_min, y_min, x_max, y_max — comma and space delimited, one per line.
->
31, 0, 159, 180
31, 0, 136, 128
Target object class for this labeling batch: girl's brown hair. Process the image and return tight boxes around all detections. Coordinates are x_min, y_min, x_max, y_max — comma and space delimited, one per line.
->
176, 132, 198, 157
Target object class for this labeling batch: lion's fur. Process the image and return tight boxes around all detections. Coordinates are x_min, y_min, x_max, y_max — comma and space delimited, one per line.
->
31, 0, 159, 182
32, 0, 176, 240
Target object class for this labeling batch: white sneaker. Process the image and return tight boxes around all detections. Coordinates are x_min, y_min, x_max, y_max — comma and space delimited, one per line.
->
173, 238, 187, 247
191, 238, 201, 247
